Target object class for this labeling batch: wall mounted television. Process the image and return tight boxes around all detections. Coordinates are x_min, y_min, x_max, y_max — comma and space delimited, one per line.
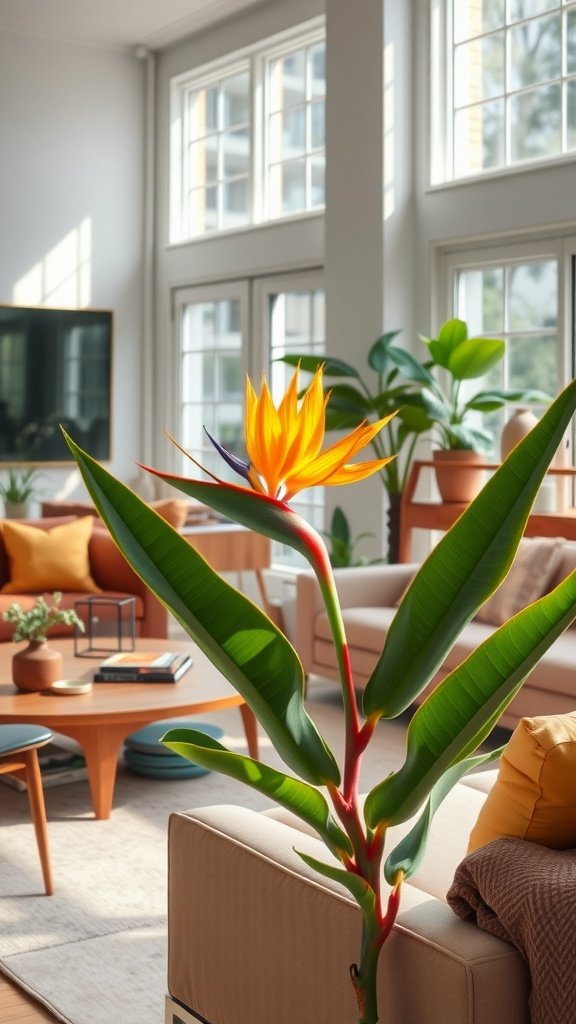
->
0, 305, 112, 463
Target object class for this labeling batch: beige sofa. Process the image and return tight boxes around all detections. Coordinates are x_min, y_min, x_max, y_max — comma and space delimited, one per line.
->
295, 540, 576, 732
166, 768, 530, 1024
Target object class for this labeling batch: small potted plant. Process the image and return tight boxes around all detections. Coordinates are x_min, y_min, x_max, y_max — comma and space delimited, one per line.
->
0, 466, 41, 519
3, 592, 85, 692
419, 318, 550, 501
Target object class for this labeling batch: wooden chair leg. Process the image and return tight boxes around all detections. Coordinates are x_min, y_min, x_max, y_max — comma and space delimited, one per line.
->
22, 749, 54, 896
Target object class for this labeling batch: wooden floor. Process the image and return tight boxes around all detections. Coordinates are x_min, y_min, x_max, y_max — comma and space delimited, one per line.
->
0, 974, 57, 1022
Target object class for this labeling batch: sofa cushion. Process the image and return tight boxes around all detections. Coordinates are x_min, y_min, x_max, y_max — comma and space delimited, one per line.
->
475, 537, 565, 626
1, 517, 100, 594
41, 497, 188, 529
468, 712, 576, 853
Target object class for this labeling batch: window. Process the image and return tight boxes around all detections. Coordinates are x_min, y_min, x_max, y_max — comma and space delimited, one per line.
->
170, 20, 325, 242
174, 273, 325, 569
440, 237, 576, 460
262, 280, 325, 567
266, 39, 326, 218
432, 0, 576, 182
176, 283, 248, 483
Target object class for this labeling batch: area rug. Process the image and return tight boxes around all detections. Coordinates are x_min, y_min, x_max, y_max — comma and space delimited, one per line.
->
0, 679, 409, 1024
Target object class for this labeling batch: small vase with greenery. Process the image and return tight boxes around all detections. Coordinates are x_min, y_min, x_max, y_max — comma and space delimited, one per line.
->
3, 592, 84, 642
65, 367, 576, 1024
0, 466, 41, 515
4, 593, 85, 692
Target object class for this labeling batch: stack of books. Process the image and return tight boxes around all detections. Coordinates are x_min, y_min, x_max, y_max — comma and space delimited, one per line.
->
0, 739, 87, 791
93, 650, 193, 683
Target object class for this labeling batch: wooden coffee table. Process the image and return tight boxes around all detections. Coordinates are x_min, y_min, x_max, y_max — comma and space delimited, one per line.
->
0, 638, 258, 820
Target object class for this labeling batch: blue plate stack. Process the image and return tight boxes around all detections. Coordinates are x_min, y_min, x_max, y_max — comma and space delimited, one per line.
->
123, 719, 225, 779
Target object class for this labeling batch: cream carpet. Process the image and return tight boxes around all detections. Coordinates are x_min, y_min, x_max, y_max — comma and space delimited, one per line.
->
0, 676, 413, 1024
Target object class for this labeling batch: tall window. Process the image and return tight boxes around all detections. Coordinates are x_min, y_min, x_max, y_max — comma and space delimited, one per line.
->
440, 238, 576, 458
175, 275, 325, 569
432, 0, 576, 182
183, 67, 251, 237
266, 40, 326, 218
170, 20, 325, 242
177, 285, 247, 482
265, 285, 325, 566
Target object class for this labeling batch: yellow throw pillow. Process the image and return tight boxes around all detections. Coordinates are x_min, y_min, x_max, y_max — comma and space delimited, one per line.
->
468, 712, 576, 853
475, 537, 565, 626
1, 517, 100, 594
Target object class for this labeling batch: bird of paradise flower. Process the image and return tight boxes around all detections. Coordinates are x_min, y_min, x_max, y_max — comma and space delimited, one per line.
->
65, 367, 576, 1024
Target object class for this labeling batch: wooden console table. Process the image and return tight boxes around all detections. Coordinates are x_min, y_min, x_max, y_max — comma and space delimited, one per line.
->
399, 460, 576, 562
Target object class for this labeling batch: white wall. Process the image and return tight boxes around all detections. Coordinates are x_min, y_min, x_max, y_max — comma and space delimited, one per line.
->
0, 30, 145, 507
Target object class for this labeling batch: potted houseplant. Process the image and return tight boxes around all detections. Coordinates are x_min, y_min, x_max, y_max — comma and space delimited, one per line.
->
419, 318, 550, 501
65, 366, 576, 1024
323, 505, 382, 569
0, 466, 41, 519
3, 592, 85, 692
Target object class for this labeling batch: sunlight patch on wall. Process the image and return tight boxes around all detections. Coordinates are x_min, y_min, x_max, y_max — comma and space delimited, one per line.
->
13, 218, 92, 307
383, 41, 395, 221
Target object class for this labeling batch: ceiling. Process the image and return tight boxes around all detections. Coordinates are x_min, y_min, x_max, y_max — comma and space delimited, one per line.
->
0, 0, 264, 52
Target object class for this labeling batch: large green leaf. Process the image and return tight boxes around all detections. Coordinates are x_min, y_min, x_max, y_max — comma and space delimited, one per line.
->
367, 331, 402, 375
384, 345, 436, 385
383, 747, 504, 884
280, 354, 360, 378
447, 337, 505, 380
65, 435, 340, 787
467, 388, 551, 412
365, 569, 576, 829
162, 728, 351, 857
363, 379, 576, 719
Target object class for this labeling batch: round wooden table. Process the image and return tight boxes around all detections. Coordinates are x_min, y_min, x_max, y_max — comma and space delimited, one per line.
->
0, 638, 258, 819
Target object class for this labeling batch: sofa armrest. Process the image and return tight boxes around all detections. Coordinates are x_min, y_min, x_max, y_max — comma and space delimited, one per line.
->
296, 564, 418, 672
88, 527, 168, 638
168, 805, 529, 1024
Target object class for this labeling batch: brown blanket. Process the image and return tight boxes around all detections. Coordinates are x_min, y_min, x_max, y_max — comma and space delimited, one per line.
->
447, 837, 576, 1024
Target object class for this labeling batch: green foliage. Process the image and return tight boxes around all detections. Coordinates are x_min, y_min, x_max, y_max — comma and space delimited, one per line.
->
419, 318, 550, 451
0, 467, 40, 504
2, 592, 85, 642
323, 506, 382, 568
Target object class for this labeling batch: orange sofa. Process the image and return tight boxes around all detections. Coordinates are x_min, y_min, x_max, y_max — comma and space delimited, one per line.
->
0, 516, 168, 641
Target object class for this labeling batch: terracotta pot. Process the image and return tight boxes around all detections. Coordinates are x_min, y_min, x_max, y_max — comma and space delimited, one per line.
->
432, 449, 486, 503
12, 640, 64, 692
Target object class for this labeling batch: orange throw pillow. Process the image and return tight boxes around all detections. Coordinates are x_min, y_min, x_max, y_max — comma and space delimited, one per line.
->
468, 712, 576, 853
1, 517, 100, 594
149, 499, 187, 529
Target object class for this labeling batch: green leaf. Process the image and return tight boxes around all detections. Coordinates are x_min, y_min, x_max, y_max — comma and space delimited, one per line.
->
383, 747, 504, 883
296, 851, 376, 913
447, 337, 505, 380
330, 506, 351, 547
365, 569, 576, 829
279, 354, 360, 379
467, 389, 551, 412
162, 729, 351, 857
437, 317, 468, 350
385, 345, 436, 385
362, 379, 576, 720
367, 331, 402, 374
323, 383, 373, 417
65, 434, 340, 787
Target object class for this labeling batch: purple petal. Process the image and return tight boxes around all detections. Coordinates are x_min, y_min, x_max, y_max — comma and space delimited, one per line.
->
204, 428, 251, 481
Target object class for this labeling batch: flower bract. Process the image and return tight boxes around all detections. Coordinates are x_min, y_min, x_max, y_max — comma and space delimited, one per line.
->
208, 365, 396, 501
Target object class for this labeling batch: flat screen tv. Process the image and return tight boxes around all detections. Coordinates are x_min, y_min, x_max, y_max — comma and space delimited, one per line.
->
0, 305, 112, 463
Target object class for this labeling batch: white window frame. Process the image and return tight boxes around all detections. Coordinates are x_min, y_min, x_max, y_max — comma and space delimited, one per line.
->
169, 17, 325, 244
434, 233, 576, 472
430, 0, 576, 186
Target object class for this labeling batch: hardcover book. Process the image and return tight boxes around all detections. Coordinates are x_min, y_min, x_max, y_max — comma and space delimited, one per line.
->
94, 652, 193, 683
